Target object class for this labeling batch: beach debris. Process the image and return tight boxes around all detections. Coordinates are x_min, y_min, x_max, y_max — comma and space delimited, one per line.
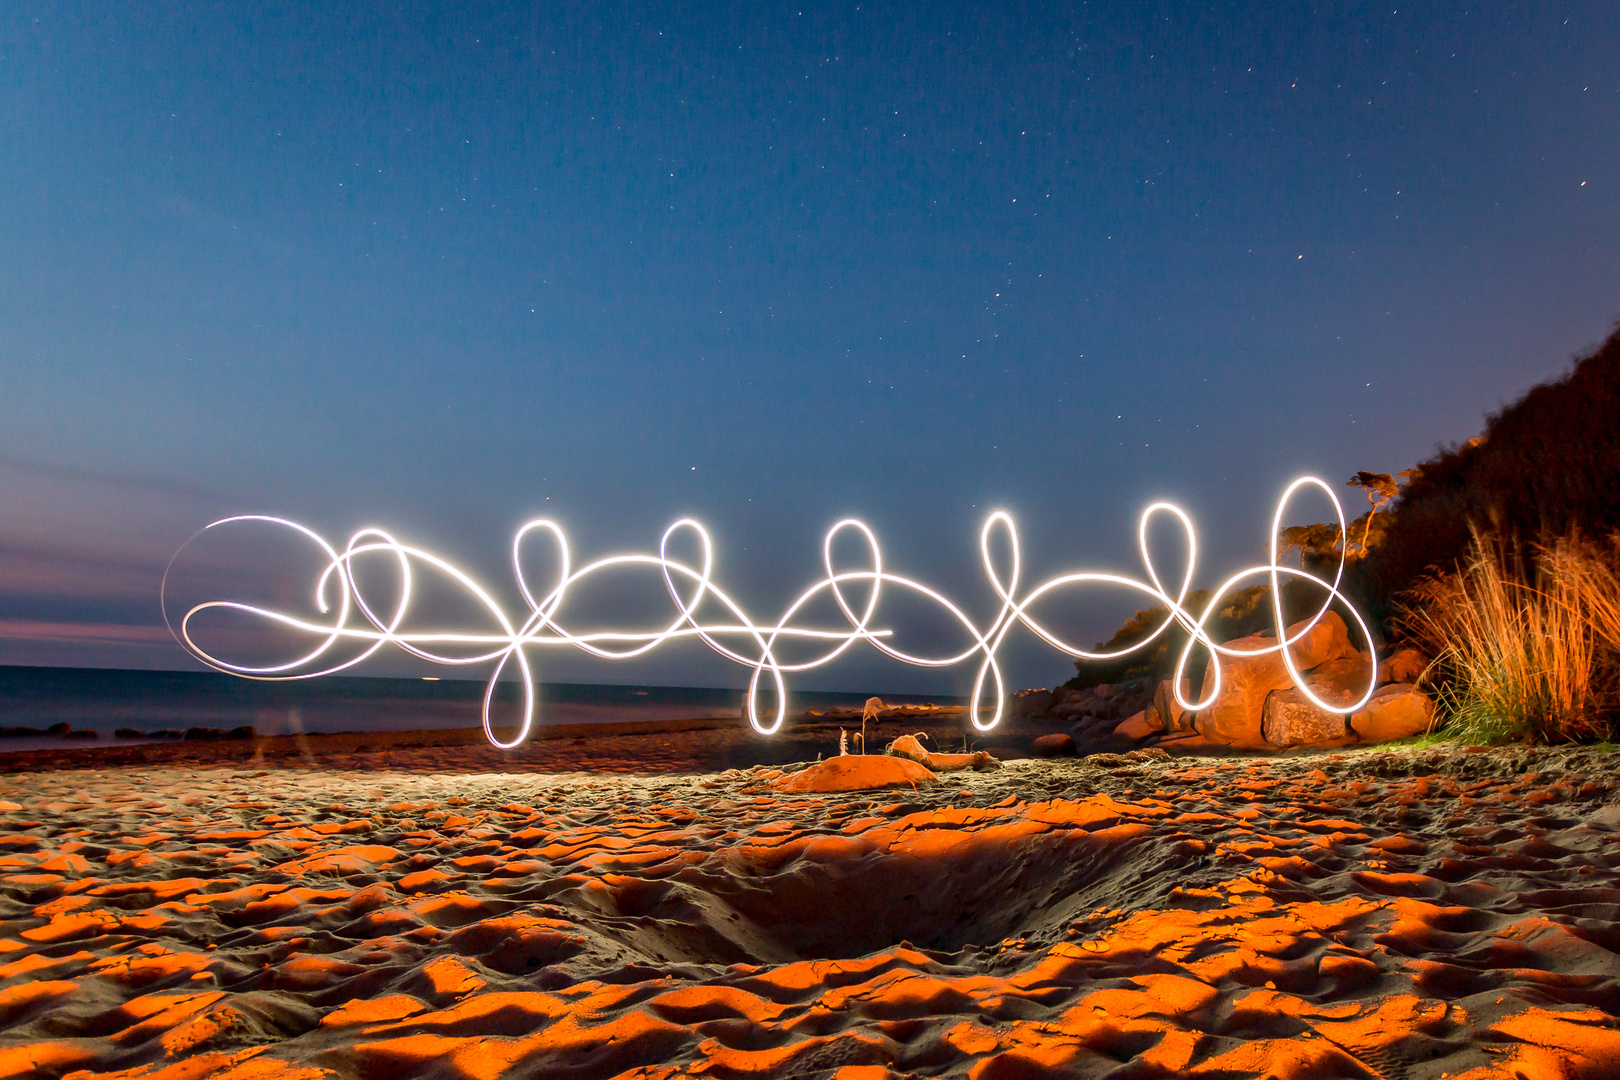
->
888, 732, 1001, 771
860, 696, 887, 753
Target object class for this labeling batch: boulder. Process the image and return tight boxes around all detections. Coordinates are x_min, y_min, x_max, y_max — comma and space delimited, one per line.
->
1263, 682, 1434, 748
1151, 679, 1196, 733
1114, 711, 1162, 742
1302, 653, 1379, 708
1289, 610, 1357, 668
1194, 612, 1356, 748
1381, 648, 1431, 685
1349, 684, 1434, 742
770, 755, 938, 793
1261, 690, 1351, 748
1032, 733, 1078, 757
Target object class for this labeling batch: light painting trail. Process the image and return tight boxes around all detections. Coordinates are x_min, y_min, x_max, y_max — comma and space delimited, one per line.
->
163, 477, 1377, 748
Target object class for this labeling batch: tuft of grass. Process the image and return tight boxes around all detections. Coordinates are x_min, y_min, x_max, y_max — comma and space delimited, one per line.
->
1399, 530, 1620, 745
1378, 730, 1461, 751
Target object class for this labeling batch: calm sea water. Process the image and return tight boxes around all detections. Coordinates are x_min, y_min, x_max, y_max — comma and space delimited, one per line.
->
0, 666, 960, 752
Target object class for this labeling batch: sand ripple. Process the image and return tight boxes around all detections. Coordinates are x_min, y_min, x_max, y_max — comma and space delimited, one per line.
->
1, 746, 1618, 1078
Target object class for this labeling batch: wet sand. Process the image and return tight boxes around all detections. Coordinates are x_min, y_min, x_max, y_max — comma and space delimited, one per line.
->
0, 710, 1021, 777
1, 729, 1618, 1078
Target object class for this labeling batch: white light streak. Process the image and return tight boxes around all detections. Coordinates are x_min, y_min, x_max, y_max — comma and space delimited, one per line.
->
163, 478, 1376, 748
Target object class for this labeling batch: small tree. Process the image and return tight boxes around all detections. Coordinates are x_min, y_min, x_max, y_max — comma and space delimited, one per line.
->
1347, 472, 1399, 558
1279, 522, 1344, 569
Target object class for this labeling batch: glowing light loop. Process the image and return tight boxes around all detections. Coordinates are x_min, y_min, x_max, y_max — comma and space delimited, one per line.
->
163, 477, 1377, 747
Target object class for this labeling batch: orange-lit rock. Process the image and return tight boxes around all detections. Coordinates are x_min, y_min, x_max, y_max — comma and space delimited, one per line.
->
1195, 612, 1356, 747
1349, 683, 1434, 742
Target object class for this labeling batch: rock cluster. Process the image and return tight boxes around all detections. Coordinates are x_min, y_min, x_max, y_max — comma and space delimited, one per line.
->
1019, 679, 1159, 754
1022, 613, 1435, 753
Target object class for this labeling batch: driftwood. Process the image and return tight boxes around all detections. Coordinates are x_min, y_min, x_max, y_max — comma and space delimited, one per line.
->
886, 732, 1001, 772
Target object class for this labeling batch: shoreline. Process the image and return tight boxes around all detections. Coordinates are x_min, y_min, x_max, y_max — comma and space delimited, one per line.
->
0, 708, 1042, 775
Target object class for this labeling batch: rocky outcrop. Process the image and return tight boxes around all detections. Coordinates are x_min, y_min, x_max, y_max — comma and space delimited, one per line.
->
1010, 688, 1055, 717
1043, 679, 1157, 753
1192, 611, 1357, 748
1026, 613, 1436, 754
1262, 683, 1434, 749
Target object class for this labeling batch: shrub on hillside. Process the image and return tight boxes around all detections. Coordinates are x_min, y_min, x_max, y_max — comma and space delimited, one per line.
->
1361, 322, 1620, 613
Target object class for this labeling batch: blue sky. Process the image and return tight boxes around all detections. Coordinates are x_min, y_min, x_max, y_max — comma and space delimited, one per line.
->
1, 1, 1616, 692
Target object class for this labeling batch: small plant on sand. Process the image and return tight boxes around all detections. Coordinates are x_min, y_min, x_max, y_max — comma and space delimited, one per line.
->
1400, 530, 1620, 744
860, 697, 886, 755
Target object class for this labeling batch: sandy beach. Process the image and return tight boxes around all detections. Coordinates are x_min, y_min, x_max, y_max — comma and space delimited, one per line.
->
1, 726, 1618, 1079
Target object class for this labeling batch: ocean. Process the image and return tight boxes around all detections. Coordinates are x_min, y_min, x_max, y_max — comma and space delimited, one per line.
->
0, 665, 961, 752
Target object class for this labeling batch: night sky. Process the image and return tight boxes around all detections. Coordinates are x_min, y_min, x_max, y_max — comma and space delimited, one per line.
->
2, 2, 1616, 693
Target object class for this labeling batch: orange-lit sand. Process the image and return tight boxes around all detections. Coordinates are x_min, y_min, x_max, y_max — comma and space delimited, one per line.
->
1, 742, 1618, 1078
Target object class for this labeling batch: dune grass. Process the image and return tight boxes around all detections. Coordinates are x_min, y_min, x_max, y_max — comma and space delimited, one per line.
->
1400, 530, 1620, 744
